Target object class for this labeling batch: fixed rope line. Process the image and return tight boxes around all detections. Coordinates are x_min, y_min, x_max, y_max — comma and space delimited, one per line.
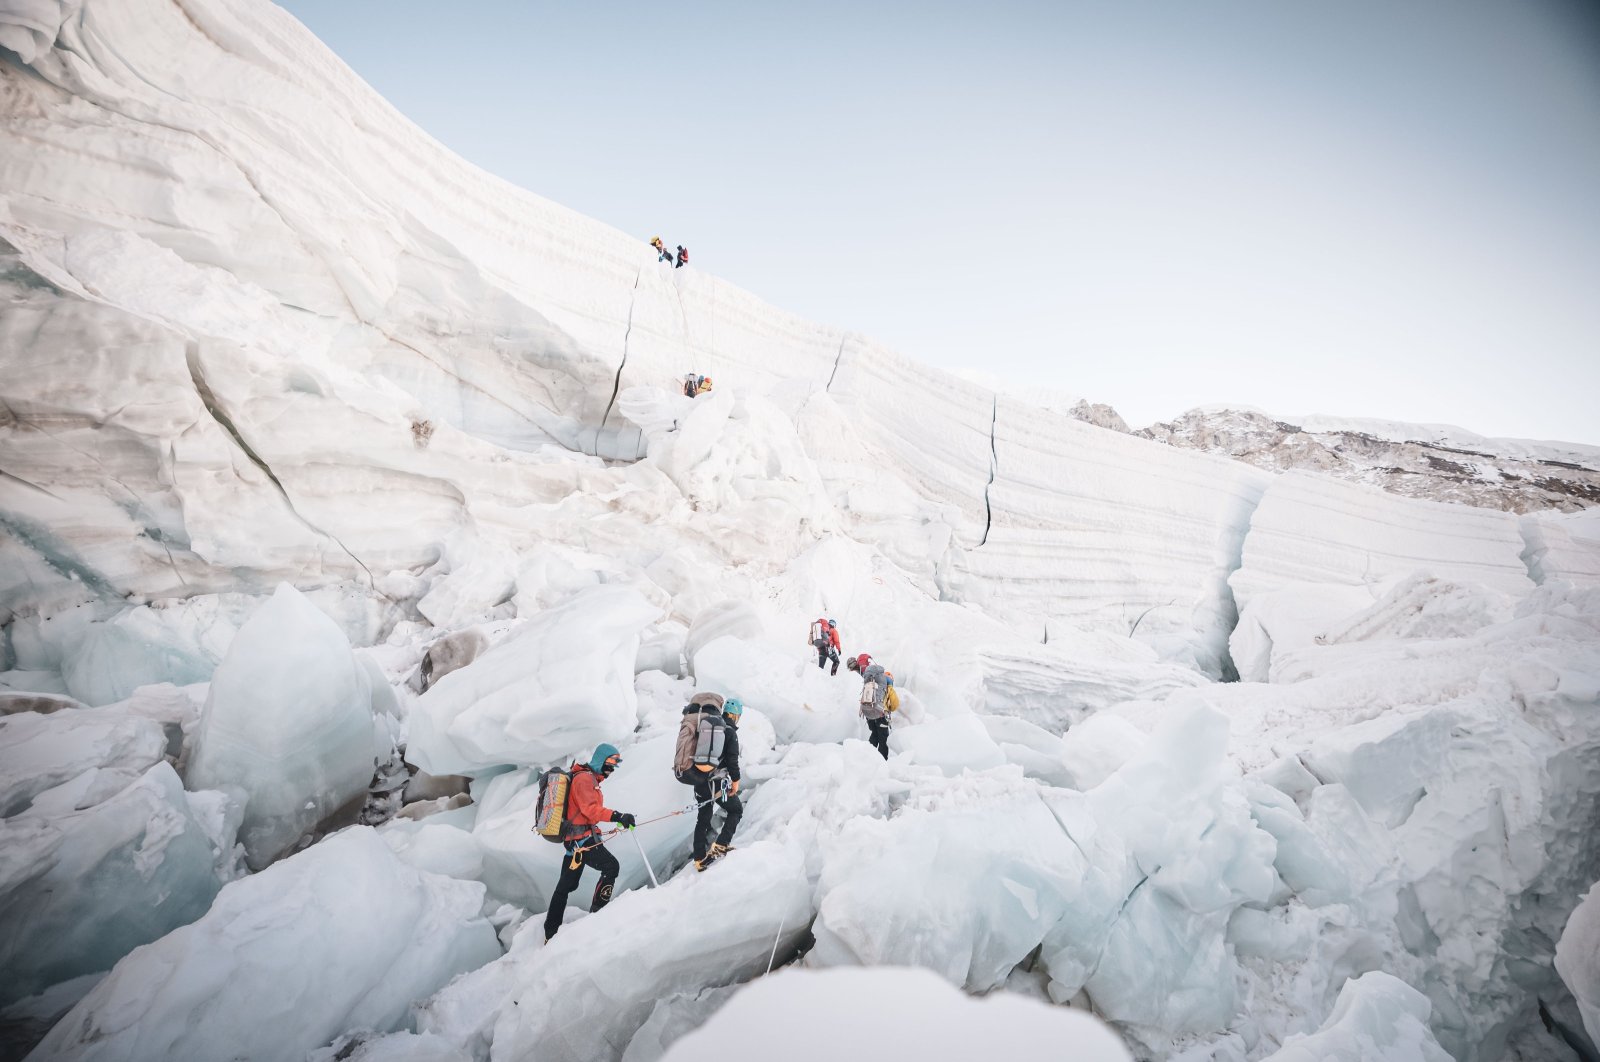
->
559, 781, 732, 855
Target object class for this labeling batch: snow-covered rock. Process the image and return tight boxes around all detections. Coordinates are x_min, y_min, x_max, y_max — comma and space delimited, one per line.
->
185, 584, 379, 869
27, 827, 499, 1062
407, 586, 659, 775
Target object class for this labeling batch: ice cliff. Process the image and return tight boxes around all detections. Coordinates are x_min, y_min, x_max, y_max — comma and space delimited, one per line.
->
2, 1, 1599, 1061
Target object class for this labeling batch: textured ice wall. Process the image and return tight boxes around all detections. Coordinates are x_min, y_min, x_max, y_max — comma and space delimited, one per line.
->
0, 0, 1428, 675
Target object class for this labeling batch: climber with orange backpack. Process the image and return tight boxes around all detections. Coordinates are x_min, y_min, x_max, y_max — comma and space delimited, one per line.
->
673, 692, 743, 870
683, 373, 713, 398
535, 744, 636, 941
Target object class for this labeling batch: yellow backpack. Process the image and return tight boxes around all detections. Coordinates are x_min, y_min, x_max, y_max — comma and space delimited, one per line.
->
884, 685, 900, 713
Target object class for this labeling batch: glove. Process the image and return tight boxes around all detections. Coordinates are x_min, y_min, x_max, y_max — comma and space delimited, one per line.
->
612, 812, 637, 829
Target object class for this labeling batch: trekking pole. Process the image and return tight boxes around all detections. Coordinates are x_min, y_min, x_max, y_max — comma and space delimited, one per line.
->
632, 828, 661, 888
764, 914, 784, 972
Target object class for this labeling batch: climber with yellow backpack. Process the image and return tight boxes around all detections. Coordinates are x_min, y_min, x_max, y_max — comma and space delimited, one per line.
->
846, 654, 898, 758
533, 744, 637, 941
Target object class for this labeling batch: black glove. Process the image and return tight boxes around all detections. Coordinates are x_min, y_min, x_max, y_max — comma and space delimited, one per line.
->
612, 812, 637, 828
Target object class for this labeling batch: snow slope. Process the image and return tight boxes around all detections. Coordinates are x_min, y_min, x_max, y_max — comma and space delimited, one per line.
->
3, 2, 1600, 1061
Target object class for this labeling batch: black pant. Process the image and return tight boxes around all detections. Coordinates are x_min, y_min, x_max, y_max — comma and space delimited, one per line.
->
866, 717, 890, 759
816, 643, 840, 673
678, 771, 743, 859
543, 840, 620, 940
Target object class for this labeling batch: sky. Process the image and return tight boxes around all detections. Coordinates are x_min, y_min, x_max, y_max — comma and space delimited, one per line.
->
278, 0, 1600, 443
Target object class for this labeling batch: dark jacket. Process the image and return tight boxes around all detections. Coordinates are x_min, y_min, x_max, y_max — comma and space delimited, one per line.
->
722, 723, 741, 783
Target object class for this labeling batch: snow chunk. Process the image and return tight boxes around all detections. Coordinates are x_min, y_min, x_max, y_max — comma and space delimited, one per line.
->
185, 584, 378, 869
1260, 971, 1449, 1061
659, 966, 1132, 1061
29, 827, 500, 1062
407, 586, 660, 774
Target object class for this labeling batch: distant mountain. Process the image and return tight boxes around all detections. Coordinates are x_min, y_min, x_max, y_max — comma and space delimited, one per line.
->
1128, 407, 1600, 514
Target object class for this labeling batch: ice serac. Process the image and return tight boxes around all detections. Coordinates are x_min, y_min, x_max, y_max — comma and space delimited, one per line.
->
27, 827, 499, 1062
1229, 471, 1534, 679
1521, 509, 1600, 587
0, 762, 225, 1009
407, 586, 659, 775
658, 967, 1133, 1062
1038, 705, 1278, 1044
185, 584, 378, 869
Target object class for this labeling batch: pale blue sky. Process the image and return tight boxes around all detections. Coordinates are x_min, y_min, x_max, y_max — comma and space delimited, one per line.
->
280, 0, 1600, 444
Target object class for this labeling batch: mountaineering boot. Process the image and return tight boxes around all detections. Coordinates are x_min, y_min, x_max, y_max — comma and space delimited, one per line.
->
696, 843, 732, 872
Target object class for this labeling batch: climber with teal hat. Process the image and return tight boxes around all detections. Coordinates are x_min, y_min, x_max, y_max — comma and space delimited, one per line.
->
682, 697, 745, 871
543, 743, 636, 941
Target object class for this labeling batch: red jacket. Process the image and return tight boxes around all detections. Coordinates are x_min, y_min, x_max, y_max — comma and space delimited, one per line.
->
565, 766, 614, 840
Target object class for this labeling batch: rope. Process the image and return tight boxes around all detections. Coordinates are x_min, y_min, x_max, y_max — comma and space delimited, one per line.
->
565, 787, 730, 855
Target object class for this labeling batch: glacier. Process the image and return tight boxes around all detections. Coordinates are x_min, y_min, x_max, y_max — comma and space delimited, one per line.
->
1, 0, 1599, 1060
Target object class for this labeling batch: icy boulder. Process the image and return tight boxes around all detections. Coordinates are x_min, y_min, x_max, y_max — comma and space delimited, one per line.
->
810, 791, 1082, 991
407, 587, 660, 774
1555, 883, 1600, 1047
658, 967, 1133, 1062
185, 584, 378, 869
0, 763, 224, 1008
1260, 972, 1450, 1061
0, 705, 167, 817
420, 841, 810, 1062
29, 827, 500, 1062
